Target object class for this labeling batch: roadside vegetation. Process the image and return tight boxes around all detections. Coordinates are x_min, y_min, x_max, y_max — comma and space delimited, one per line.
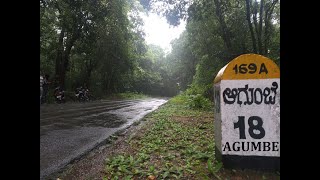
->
102, 92, 280, 179
105, 92, 150, 100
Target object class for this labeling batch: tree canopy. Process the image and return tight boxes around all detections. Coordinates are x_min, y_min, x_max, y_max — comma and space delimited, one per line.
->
40, 0, 280, 99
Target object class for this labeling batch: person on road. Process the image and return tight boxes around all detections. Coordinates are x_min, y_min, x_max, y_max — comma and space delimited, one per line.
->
40, 72, 44, 105
42, 74, 50, 104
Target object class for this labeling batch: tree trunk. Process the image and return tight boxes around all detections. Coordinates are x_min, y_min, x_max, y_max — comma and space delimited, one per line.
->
259, 0, 264, 54
245, 0, 257, 53
264, 8, 270, 55
58, 37, 74, 89
86, 62, 93, 87
213, 0, 233, 60
264, 0, 278, 55
59, 23, 82, 89
55, 28, 65, 87
252, 1, 262, 54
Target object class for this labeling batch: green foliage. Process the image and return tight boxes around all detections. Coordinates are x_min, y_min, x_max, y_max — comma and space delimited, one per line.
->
192, 55, 223, 88
152, 0, 280, 101
186, 94, 212, 110
207, 159, 223, 180
169, 84, 213, 110
185, 84, 206, 96
168, 94, 189, 105
40, 0, 280, 103
164, 32, 197, 92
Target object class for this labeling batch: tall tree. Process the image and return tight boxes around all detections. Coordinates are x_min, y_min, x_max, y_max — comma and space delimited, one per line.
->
245, 0, 279, 55
51, 0, 106, 88
140, 0, 279, 97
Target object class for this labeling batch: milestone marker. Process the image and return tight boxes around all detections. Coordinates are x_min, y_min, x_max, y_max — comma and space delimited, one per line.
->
213, 54, 280, 170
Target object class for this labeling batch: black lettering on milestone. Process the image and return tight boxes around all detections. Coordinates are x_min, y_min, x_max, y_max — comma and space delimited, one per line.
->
223, 142, 231, 151
272, 142, 280, 151
259, 63, 268, 74
222, 82, 278, 105
234, 116, 246, 139
237, 85, 248, 106
270, 82, 278, 104
263, 142, 271, 151
254, 88, 263, 104
239, 64, 248, 74
244, 86, 254, 105
223, 88, 237, 104
248, 116, 265, 139
263, 87, 271, 104
248, 63, 257, 74
242, 142, 249, 151
251, 142, 261, 151
233, 142, 240, 151
233, 64, 238, 74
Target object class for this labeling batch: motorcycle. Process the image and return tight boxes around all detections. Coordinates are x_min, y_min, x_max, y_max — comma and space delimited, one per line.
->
54, 86, 65, 103
75, 87, 89, 102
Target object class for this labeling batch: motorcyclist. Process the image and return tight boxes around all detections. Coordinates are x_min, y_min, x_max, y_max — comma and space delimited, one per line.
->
75, 84, 89, 102
54, 86, 65, 103
41, 74, 50, 104
83, 84, 90, 101
40, 72, 44, 104
75, 86, 83, 100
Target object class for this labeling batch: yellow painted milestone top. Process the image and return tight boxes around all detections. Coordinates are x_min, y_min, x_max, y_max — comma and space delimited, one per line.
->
214, 54, 280, 84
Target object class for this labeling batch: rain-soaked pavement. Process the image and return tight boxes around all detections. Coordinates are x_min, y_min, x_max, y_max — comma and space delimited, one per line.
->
40, 98, 168, 180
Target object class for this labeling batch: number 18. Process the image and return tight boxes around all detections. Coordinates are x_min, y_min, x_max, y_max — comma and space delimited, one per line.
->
234, 116, 265, 139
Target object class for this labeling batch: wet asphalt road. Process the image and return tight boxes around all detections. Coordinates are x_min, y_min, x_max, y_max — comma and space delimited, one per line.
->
40, 98, 168, 180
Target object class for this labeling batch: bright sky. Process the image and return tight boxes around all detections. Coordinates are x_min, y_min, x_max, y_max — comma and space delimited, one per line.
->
141, 13, 186, 54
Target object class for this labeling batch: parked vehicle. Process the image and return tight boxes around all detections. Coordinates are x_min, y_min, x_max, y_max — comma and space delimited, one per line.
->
75, 86, 89, 102
54, 86, 65, 103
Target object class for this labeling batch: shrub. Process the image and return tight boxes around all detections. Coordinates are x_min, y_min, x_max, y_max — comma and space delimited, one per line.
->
186, 94, 212, 110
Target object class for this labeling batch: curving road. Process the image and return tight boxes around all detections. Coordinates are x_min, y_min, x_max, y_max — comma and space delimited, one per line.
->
40, 98, 168, 180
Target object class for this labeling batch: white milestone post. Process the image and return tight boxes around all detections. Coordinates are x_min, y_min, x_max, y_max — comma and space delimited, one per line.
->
213, 54, 280, 170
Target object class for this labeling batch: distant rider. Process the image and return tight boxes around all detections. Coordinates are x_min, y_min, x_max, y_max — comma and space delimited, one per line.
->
40, 72, 44, 104
41, 74, 50, 104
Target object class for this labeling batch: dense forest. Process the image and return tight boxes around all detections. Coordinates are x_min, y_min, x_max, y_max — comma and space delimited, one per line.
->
40, 0, 279, 101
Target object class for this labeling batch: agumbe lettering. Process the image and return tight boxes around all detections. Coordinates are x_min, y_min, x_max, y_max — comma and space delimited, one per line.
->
223, 82, 278, 105
223, 141, 279, 152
